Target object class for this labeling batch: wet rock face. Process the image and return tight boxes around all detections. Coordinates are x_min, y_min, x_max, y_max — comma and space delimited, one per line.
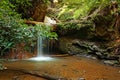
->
92, 14, 116, 41
4, 43, 36, 59
60, 38, 102, 54
58, 37, 120, 65
59, 38, 105, 56
103, 60, 120, 66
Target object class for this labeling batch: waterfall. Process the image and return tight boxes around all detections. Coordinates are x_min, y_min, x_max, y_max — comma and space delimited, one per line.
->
37, 36, 50, 56
29, 23, 56, 61
29, 36, 54, 61
37, 36, 43, 56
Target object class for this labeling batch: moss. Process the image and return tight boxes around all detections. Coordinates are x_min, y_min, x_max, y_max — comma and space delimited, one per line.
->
57, 20, 94, 39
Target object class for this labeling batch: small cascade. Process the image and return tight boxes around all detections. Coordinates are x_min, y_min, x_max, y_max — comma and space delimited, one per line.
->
29, 36, 54, 61
37, 36, 43, 56
37, 36, 50, 56
29, 16, 57, 61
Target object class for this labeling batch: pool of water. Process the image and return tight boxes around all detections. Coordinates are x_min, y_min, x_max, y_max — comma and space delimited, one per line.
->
0, 56, 120, 80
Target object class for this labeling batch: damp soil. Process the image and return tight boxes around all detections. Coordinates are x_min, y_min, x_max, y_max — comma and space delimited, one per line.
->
0, 56, 120, 80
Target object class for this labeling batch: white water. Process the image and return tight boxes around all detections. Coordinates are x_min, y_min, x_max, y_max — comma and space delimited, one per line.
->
29, 56, 54, 61
29, 36, 54, 61
37, 36, 43, 56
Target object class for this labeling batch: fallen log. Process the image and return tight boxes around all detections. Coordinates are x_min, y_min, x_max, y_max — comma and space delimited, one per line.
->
25, 20, 58, 31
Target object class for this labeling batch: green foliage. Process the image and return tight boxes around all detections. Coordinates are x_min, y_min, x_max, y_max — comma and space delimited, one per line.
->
34, 24, 58, 40
9, 0, 31, 8
117, 0, 120, 13
57, 0, 110, 21
9, 0, 32, 18
57, 20, 94, 39
0, 63, 4, 70
0, 0, 58, 55
0, 60, 7, 70
9, 0, 50, 19
0, 0, 21, 55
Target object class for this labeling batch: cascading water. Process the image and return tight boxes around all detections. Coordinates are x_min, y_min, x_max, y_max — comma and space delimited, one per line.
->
29, 16, 57, 61
37, 36, 43, 56
29, 34, 54, 61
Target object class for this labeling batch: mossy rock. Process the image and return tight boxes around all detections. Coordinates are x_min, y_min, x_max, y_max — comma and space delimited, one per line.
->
56, 21, 95, 39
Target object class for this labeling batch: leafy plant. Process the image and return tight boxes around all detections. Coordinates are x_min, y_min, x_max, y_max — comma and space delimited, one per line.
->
9, 0, 50, 19
0, 0, 58, 55
9, 0, 32, 18
34, 24, 58, 40
57, 0, 110, 21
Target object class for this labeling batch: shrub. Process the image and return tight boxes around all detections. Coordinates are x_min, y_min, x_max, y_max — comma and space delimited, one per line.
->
0, 0, 58, 55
